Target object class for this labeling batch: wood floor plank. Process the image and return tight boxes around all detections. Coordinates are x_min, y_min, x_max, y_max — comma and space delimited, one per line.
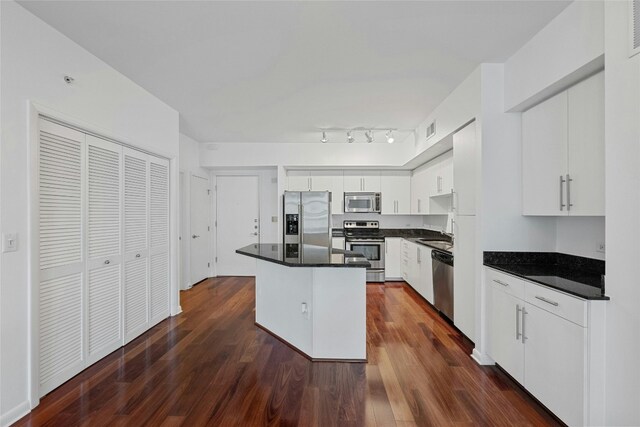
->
14, 279, 562, 427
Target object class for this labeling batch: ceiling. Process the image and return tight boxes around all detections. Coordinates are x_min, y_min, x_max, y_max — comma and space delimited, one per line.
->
19, 1, 571, 144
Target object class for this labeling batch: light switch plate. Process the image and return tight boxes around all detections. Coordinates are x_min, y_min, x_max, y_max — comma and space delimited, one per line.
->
2, 233, 18, 252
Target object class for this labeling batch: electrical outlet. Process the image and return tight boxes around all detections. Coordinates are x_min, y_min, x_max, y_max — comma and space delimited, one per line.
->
596, 242, 606, 253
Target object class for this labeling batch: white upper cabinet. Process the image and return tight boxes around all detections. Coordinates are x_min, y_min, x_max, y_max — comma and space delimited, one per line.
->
436, 151, 454, 195
410, 167, 429, 214
343, 171, 381, 192
453, 122, 477, 215
309, 171, 344, 215
380, 172, 411, 215
287, 171, 311, 191
286, 171, 344, 214
566, 72, 605, 216
522, 71, 604, 216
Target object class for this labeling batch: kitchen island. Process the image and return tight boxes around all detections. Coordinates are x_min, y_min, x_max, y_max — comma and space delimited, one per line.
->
236, 243, 370, 361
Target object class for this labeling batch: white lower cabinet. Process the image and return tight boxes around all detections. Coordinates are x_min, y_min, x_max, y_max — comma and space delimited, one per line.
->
524, 303, 585, 427
486, 267, 603, 427
401, 240, 433, 303
384, 238, 402, 280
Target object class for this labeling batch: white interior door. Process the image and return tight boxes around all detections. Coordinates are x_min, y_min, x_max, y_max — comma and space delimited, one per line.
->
216, 175, 260, 276
190, 175, 210, 284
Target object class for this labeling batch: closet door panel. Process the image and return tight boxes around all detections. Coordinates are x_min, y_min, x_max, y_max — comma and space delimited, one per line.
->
37, 118, 86, 396
86, 135, 123, 361
123, 148, 149, 342
149, 157, 170, 324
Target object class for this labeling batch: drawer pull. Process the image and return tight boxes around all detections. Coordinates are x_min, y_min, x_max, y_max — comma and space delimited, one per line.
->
493, 279, 509, 287
535, 295, 559, 307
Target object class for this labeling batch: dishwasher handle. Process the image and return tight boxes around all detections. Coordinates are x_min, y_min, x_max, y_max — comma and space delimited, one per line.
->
431, 249, 453, 267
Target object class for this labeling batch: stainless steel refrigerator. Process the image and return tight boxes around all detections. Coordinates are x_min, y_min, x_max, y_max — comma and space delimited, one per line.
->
283, 191, 331, 248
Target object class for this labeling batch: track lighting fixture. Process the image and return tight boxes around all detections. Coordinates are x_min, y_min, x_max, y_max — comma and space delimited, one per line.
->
386, 130, 395, 144
347, 131, 355, 143
365, 130, 374, 143
318, 128, 401, 143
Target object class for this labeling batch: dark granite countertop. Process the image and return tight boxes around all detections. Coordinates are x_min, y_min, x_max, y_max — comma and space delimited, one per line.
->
332, 227, 450, 239
332, 228, 453, 253
236, 244, 371, 268
484, 252, 608, 300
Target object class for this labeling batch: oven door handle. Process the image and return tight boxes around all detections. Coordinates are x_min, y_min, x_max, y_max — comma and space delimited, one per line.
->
345, 239, 385, 243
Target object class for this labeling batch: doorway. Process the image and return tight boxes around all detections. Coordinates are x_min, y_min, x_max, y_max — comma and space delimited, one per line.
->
190, 175, 210, 285
216, 175, 260, 275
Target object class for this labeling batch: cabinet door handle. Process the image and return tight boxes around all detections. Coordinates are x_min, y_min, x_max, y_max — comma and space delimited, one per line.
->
566, 174, 573, 211
451, 189, 455, 211
104, 260, 110, 265
521, 307, 528, 343
418, 199, 421, 212
135, 253, 141, 258
493, 279, 509, 287
535, 295, 559, 306
516, 304, 522, 340
559, 175, 566, 211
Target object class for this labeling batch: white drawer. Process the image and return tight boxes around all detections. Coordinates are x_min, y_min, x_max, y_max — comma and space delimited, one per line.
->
524, 281, 587, 327
485, 267, 526, 299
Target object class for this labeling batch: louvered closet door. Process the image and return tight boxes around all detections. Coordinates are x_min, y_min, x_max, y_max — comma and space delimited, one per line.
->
86, 135, 123, 363
149, 156, 170, 325
123, 148, 150, 343
38, 119, 86, 396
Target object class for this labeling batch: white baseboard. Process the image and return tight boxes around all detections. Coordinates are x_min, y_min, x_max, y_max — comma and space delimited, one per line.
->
171, 305, 182, 316
471, 349, 495, 366
1, 400, 30, 427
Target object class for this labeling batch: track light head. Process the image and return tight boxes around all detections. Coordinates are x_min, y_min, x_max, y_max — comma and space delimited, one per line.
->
365, 130, 374, 143
347, 131, 355, 143
386, 130, 395, 144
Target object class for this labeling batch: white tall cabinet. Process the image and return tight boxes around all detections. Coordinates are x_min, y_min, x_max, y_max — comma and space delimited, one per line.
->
452, 121, 477, 341
380, 172, 411, 215
522, 71, 604, 216
37, 118, 170, 397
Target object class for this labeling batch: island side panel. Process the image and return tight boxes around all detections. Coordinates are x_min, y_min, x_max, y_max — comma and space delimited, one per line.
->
311, 267, 367, 360
255, 260, 313, 356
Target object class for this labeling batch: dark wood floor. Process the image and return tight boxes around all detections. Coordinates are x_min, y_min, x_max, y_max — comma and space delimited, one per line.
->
16, 278, 561, 426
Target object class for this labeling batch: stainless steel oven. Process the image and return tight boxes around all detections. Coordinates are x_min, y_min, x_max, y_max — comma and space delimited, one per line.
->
344, 221, 385, 282
344, 192, 381, 213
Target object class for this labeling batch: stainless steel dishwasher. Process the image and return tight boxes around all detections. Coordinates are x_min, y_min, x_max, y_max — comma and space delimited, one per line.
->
432, 249, 454, 322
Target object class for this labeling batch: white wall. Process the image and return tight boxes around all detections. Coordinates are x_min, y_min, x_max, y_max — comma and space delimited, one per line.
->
0, 2, 179, 425
555, 217, 605, 261
409, 68, 481, 157
603, 1, 640, 425
200, 141, 412, 169
480, 64, 557, 253
504, 0, 604, 111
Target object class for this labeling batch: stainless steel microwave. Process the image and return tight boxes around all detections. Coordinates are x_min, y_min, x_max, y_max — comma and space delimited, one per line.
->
344, 192, 381, 213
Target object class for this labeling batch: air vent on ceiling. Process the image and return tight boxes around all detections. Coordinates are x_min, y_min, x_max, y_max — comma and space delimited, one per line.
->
425, 121, 436, 141
631, 0, 640, 57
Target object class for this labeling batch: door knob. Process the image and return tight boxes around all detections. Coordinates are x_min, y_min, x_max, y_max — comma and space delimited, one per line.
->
252, 232, 258, 236
192, 234, 200, 239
